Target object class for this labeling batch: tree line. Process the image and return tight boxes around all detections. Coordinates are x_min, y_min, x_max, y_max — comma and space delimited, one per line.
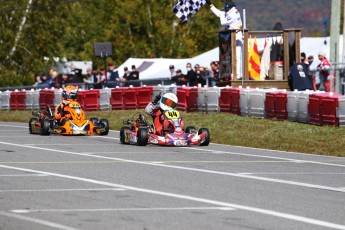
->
0, 0, 221, 87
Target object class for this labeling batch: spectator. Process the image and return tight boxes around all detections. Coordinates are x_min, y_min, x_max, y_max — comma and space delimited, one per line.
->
306, 55, 318, 90
129, 65, 139, 80
82, 68, 94, 89
32, 74, 42, 87
92, 67, 103, 89
51, 70, 60, 88
300, 52, 308, 64
206, 0, 243, 80
84, 68, 94, 84
70, 68, 84, 84
186, 62, 197, 86
171, 69, 186, 86
39, 71, 52, 88
107, 62, 120, 87
196, 66, 211, 87
122, 67, 131, 82
169, 65, 176, 80
317, 50, 332, 92
209, 61, 219, 86
307, 55, 314, 65
60, 71, 71, 88
288, 63, 313, 91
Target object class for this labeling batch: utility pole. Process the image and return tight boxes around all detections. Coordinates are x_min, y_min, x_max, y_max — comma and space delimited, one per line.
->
330, 0, 341, 93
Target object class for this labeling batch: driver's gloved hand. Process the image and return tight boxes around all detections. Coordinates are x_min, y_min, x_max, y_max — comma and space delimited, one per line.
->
152, 93, 161, 105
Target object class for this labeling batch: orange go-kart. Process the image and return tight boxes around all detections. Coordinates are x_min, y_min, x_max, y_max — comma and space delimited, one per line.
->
29, 100, 109, 136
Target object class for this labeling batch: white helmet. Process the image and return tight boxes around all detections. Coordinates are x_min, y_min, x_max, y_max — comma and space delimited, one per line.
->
160, 93, 178, 111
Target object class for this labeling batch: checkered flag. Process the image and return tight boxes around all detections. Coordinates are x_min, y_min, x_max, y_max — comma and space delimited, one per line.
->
173, 0, 206, 23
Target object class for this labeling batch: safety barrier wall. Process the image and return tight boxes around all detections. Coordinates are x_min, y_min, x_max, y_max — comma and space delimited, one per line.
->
78, 89, 100, 111
1, 86, 345, 127
1, 91, 10, 110
177, 87, 198, 112
39, 89, 55, 110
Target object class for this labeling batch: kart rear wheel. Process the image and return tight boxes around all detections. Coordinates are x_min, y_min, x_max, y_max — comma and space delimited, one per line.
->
40, 119, 50, 136
29, 118, 38, 134
185, 126, 196, 134
120, 127, 130, 144
198, 128, 210, 146
99, 119, 109, 135
137, 128, 148, 146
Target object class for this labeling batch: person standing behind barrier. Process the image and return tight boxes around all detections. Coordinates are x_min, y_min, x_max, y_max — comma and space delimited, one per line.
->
209, 61, 219, 86
171, 69, 185, 86
33, 74, 42, 87
40, 71, 52, 88
307, 55, 320, 90
317, 50, 332, 92
129, 65, 139, 80
186, 63, 197, 86
206, 0, 243, 80
288, 63, 313, 91
92, 67, 103, 89
169, 65, 176, 80
122, 67, 131, 81
107, 62, 120, 87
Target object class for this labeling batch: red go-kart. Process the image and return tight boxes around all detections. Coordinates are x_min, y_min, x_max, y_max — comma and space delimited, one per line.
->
120, 111, 210, 146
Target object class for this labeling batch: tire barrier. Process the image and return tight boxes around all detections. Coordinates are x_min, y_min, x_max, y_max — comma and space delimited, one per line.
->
2, 85, 345, 127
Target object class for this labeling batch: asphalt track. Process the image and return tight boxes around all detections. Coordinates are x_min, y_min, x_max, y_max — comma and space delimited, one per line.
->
0, 122, 344, 230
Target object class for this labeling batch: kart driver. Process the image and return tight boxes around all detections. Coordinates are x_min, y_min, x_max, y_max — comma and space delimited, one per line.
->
145, 92, 184, 136
54, 85, 78, 125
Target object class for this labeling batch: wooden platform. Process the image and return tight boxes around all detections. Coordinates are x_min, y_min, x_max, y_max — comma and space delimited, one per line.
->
217, 80, 290, 90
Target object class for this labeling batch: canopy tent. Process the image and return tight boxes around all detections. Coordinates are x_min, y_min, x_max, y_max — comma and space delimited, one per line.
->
117, 48, 219, 80
116, 35, 343, 80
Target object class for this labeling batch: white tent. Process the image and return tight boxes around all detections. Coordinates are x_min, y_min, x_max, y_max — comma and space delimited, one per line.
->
117, 35, 343, 80
117, 48, 219, 80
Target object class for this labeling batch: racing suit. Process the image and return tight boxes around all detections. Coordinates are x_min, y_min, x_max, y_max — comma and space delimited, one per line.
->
54, 100, 72, 125
144, 102, 165, 136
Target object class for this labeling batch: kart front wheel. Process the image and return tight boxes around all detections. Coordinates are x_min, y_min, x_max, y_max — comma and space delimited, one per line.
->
198, 128, 210, 146
99, 119, 109, 135
29, 118, 38, 134
120, 127, 130, 144
137, 128, 148, 146
40, 119, 50, 136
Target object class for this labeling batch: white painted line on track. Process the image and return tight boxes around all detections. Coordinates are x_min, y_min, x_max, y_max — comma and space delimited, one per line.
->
3, 122, 343, 160
0, 130, 26, 132
0, 124, 27, 128
0, 141, 343, 193
186, 146, 345, 168
11, 206, 235, 213
1, 164, 345, 230
0, 211, 79, 230
0, 173, 48, 177
0, 188, 126, 193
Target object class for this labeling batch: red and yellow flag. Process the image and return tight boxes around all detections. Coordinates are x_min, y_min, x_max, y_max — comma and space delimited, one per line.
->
248, 36, 261, 80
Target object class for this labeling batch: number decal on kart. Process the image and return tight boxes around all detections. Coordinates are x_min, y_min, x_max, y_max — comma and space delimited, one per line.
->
165, 110, 180, 119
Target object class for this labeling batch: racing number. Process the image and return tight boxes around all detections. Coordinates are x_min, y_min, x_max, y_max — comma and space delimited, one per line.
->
69, 102, 80, 109
164, 110, 180, 119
